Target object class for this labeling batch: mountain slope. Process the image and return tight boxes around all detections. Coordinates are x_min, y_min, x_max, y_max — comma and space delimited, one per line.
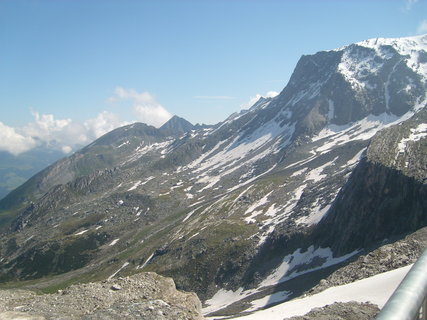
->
0, 34, 426, 318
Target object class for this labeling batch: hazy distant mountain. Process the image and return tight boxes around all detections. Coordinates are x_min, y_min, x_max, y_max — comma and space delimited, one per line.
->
0, 34, 426, 318
0, 147, 65, 200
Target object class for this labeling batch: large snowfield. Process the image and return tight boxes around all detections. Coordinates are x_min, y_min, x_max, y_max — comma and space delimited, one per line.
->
206, 265, 412, 319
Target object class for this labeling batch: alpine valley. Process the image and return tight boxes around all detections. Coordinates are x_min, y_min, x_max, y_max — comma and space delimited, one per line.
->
1, 34, 427, 319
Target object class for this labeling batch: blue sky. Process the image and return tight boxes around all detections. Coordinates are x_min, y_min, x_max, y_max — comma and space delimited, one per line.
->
1, 0, 427, 155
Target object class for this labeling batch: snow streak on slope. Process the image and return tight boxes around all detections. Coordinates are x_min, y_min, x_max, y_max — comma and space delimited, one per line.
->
231, 265, 412, 320
258, 246, 357, 288
312, 112, 413, 154
121, 140, 174, 166
203, 247, 357, 316
186, 119, 294, 191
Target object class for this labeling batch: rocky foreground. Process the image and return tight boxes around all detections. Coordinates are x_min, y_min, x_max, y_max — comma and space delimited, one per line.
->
285, 302, 380, 320
0, 272, 203, 320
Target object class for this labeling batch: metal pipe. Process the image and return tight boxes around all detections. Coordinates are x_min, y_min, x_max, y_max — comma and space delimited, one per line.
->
421, 296, 427, 320
376, 247, 427, 320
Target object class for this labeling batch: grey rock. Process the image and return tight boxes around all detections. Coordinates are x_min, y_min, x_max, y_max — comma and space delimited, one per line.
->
285, 301, 380, 320
0, 272, 203, 320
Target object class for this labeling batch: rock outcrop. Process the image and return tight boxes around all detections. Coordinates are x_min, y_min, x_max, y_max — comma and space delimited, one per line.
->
285, 301, 380, 320
0, 272, 203, 320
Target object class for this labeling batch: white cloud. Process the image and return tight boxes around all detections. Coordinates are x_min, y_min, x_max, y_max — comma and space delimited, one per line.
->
417, 19, 427, 34
265, 91, 280, 98
0, 122, 37, 156
1, 87, 171, 156
84, 111, 127, 139
108, 87, 172, 127
23, 111, 72, 143
240, 91, 279, 110
134, 104, 172, 128
0, 110, 129, 156
62, 145, 73, 154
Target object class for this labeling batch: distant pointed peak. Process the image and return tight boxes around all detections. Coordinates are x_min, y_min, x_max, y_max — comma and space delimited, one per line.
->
159, 115, 194, 136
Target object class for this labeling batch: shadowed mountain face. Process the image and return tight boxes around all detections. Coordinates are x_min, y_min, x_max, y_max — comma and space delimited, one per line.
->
0, 35, 426, 313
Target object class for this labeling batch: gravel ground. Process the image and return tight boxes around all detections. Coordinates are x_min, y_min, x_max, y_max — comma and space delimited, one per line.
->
0, 272, 203, 320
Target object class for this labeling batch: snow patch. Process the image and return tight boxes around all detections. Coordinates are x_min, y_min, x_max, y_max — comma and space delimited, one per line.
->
244, 191, 273, 216
108, 262, 129, 280
235, 265, 412, 319
296, 204, 331, 226
397, 123, 427, 154
313, 112, 410, 154
139, 252, 154, 269
109, 238, 120, 246
203, 288, 256, 315
74, 229, 89, 236
291, 167, 308, 177
259, 246, 357, 288
117, 140, 130, 148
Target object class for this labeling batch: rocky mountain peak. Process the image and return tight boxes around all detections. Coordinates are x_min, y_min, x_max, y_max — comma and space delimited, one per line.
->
159, 115, 195, 136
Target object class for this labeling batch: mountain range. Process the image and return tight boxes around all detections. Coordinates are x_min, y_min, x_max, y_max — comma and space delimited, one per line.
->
0, 34, 426, 318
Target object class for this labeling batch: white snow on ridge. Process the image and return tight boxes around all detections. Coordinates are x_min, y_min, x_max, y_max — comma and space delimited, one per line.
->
338, 46, 385, 91
337, 34, 427, 81
232, 265, 412, 320
397, 123, 427, 154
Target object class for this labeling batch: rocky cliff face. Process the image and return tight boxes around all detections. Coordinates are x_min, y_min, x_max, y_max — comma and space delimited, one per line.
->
314, 108, 427, 255
0, 34, 426, 318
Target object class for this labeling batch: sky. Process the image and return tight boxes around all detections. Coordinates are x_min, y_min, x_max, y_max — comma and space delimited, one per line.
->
1, 0, 427, 156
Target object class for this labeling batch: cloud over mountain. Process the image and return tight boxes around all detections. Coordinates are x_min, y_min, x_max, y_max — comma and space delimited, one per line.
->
240, 91, 279, 110
0, 110, 129, 156
0, 88, 173, 156
108, 87, 172, 128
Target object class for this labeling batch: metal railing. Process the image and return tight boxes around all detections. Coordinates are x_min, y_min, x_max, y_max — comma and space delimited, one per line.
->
376, 247, 427, 320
